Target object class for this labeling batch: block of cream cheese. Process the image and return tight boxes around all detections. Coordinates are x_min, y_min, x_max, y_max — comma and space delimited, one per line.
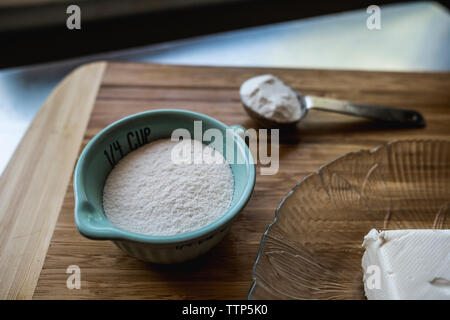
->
362, 229, 450, 300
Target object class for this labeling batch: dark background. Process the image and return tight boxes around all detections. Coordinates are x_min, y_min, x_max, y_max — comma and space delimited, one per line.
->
1, 0, 449, 69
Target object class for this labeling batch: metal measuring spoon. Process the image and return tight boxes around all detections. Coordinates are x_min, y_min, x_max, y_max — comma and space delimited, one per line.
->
241, 76, 425, 129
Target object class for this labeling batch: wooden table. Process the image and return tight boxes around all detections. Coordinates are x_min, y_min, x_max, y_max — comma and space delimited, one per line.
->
0, 62, 449, 299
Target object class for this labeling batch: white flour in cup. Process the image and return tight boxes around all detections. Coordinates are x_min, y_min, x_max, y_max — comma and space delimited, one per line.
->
103, 138, 234, 236
240, 74, 302, 123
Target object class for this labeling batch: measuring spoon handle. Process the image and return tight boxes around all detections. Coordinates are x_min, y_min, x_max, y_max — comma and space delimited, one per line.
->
303, 95, 425, 127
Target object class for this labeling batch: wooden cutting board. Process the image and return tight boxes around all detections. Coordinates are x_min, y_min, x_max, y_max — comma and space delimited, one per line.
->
0, 62, 449, 299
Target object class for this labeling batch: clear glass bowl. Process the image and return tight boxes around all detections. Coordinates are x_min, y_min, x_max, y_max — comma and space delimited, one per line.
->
249, 140, 450, 300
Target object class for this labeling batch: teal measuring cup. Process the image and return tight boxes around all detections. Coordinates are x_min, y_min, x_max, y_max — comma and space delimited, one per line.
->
74, 109, 255, 263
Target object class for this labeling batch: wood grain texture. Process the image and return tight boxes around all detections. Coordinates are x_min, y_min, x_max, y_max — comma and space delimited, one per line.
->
0, 62, 106, 299
17, 62, 450, 299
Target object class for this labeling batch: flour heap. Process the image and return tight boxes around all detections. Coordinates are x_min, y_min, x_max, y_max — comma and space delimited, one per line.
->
240, 74, 302, 123
103, 138, 234, 236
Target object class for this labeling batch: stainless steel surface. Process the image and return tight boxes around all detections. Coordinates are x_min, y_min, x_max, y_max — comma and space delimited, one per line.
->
0, 2, 449, 174
303, 96, 425, 127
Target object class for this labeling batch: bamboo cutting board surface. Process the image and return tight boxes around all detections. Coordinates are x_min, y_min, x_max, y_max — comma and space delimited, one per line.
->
1, 62, 449, 299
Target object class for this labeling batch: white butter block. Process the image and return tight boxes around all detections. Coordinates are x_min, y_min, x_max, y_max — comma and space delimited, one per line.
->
362, 229, 450, 300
